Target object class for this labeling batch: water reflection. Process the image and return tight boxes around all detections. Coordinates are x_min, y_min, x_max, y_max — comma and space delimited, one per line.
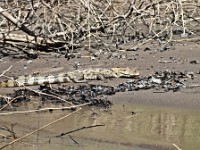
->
85, 105, 200, 149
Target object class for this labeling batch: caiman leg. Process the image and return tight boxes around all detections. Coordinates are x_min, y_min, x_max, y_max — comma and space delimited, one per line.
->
72, 79, 88, 83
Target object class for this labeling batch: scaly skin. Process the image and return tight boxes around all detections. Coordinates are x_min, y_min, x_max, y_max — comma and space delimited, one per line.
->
0, 68, 139, 87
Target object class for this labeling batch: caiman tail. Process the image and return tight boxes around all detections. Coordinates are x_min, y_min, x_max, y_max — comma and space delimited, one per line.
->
0, 80, 18, 87
0, 74, 71, 88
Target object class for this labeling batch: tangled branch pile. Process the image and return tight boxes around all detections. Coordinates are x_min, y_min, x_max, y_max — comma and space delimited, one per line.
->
0, 0, 200, 58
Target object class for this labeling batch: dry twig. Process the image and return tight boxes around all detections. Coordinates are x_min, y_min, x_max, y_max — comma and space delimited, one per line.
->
0, 66, 12, 78
172, 143, 182, 150
0, 103, 90, 115
56, 124, 105, 137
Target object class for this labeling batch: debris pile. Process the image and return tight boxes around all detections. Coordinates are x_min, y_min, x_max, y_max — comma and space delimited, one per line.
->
0, 1, 200, 59
121, 70, 194, 92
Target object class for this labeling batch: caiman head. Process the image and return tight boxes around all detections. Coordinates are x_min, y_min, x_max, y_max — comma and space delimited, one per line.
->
111, 67, 139, 77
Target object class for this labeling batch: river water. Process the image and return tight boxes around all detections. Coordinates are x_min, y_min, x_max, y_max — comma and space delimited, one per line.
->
0, 103, 199, 150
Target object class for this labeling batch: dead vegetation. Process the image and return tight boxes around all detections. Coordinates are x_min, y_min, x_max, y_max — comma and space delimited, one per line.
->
0, 0, 200, 59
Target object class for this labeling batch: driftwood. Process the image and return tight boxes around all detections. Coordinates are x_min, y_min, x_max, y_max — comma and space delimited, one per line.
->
0, 7, 35, 36
0, 33, 55, 46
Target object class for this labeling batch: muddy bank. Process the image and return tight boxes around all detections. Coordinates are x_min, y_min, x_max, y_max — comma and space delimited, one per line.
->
1, 42, 200, 150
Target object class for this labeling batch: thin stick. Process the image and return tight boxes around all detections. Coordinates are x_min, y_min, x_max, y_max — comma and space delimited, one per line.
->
0, 108, 81, 150
25, 87, 73, 105
172, 143, 182, 150
55, 124, 105, 137
0, 66, 12, 78
0, 95, 14, 110
172, 37, 200, 42
0, 103, 90, 115
69, 135, 79, 144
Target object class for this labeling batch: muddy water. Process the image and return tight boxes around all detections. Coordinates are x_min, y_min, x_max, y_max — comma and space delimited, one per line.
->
0, 104, 200, 150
